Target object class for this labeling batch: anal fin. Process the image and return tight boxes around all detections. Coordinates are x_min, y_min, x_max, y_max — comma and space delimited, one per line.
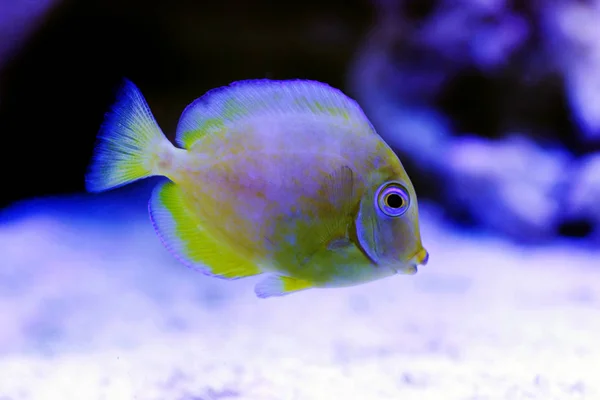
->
149, 181, 262, 279
254, 275, 314, 298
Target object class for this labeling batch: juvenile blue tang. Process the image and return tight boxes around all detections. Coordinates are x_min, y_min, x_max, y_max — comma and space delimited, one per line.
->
86, 78, 429, 298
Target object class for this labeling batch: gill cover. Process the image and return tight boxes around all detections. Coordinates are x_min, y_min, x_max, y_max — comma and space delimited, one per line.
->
355, 181, 413, 265
356, 185, 381, 263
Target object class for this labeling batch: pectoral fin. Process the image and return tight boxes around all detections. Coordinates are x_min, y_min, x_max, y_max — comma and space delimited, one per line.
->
295, 165, 362, 265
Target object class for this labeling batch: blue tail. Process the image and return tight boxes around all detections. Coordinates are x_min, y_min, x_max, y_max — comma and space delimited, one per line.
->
86, 79, 169, 193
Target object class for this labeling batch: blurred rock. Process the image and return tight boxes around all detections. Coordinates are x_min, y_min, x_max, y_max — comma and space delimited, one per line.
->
446, 134, 572, 242
541, 0, 600, 143
413, 0, 529, 73
566, 153, 600, 241
349, 0, 600, 243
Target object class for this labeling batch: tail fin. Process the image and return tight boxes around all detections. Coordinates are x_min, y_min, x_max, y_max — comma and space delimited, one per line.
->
85, 79, 170, 193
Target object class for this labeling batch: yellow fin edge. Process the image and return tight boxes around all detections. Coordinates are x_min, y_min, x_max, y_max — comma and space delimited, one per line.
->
149, 181, 262, 280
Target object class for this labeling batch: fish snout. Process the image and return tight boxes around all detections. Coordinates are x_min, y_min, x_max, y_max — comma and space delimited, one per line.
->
410, 247, 429, 267
419, 248, 429, 266
394, 247, 429, 275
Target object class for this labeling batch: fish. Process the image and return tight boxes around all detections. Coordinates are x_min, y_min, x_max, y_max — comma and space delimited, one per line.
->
85, 78, 429, 298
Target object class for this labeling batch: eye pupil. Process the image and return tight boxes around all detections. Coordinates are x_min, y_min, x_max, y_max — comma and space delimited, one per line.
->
386, 193, 404, 208
376, 182, 410, 217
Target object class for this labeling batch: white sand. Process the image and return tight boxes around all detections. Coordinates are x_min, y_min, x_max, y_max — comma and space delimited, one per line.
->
0, 194, 599, 400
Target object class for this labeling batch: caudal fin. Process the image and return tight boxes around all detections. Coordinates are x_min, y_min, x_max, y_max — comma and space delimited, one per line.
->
85, 79, 169, 193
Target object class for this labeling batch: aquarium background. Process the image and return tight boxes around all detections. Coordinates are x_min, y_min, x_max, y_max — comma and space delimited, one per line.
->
1, 0, 599, 399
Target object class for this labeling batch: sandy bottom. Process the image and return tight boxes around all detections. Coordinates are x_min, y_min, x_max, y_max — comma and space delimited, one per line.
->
0, 187, 599, 400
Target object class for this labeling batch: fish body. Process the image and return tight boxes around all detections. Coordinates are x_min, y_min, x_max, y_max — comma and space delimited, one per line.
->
86, 79, 429, 298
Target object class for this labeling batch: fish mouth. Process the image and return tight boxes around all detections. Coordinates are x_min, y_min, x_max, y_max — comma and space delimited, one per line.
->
416, 248, 429, 266
390, 247, 429, 275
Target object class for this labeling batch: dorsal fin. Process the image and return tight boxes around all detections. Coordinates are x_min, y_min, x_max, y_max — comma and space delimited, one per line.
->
174, 79, 372, 149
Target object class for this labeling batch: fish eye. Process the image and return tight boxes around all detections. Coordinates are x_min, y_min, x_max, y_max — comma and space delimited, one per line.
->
376, 182, 410, 217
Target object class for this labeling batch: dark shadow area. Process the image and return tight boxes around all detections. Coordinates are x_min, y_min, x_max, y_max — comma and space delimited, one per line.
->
0, 0, 373, 207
